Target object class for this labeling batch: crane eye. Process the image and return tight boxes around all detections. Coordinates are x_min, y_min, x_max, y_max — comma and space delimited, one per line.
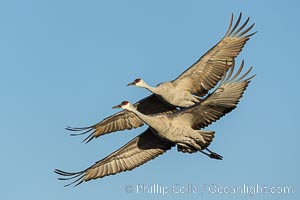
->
121, 101, 129, 105
135, 78, 141, 83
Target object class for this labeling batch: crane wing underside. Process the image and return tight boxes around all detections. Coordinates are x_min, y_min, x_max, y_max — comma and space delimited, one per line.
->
172, 13, 256, 98
67, 94, 177, 143
55, 128, 174, 186
172, 60, 254, 130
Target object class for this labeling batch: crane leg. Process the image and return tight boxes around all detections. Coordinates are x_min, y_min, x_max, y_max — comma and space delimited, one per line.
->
199, 148, 223, 160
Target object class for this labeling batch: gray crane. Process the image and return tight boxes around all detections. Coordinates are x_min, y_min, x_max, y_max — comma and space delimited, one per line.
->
67, 13, 256, 143
55, 61, 255, 186
127, 13, 255, 107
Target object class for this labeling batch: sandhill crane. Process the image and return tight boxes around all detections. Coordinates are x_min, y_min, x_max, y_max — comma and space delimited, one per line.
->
127, 13, 256, 107
66, 13, 256, 143
55, 61, 255, 186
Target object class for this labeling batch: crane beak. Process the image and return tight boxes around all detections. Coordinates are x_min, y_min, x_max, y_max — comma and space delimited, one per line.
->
127, 81, 136, 86
112, 104, 122, 109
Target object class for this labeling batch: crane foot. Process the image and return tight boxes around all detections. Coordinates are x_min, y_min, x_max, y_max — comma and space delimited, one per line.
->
209, 152, 223, 160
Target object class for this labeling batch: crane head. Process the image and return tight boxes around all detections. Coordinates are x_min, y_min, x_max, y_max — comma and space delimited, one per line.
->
112, 101, 132, 110
127, 78, 144, 87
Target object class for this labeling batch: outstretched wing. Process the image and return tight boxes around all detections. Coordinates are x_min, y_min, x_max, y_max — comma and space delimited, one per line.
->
67, 94, 177, 143
173, 60, 255, 129
55, 128, 174, 186
172, 13, 256, 98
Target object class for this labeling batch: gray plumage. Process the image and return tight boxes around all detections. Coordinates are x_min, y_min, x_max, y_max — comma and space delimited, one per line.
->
55, 61, 255, 186
127, 13, 256, 107
67, 13, 256, 143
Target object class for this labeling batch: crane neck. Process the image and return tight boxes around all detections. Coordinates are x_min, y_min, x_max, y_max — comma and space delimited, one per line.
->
126, 105, 158, 127
140, 83, 159, 94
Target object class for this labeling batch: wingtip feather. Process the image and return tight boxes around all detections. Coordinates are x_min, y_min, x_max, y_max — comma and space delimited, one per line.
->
54, 168, 86, 187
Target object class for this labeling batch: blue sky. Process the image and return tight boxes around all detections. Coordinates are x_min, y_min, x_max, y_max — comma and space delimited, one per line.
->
1, 0, 299, 199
